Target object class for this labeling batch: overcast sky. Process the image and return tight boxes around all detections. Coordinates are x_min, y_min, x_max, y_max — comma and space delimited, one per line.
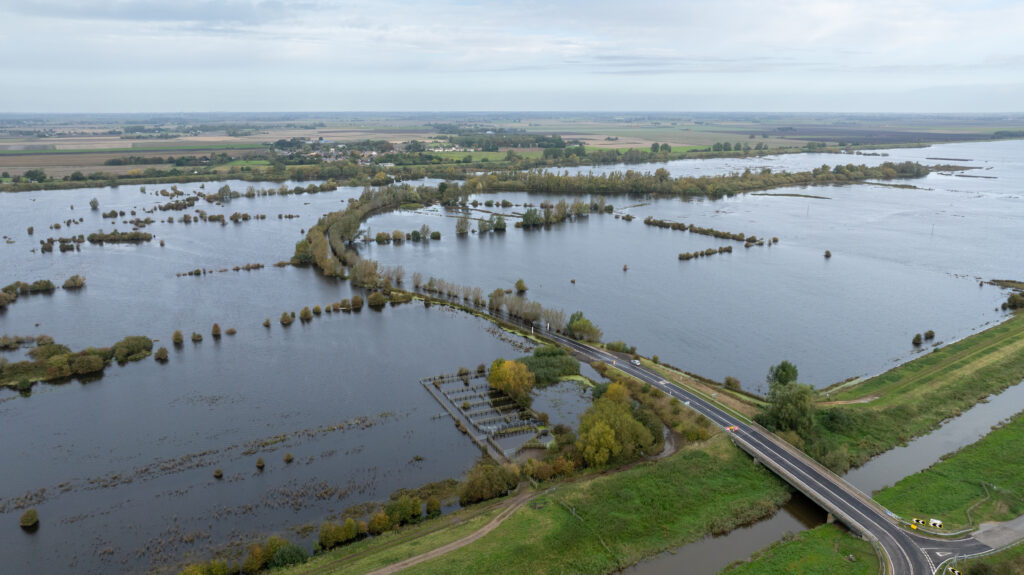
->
2, 0, 1022, 113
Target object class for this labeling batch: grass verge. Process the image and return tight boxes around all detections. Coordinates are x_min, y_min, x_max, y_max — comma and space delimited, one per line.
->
873, 409, 1024, 531
962, 539, 1024, 574
720, 524, 879, 575
814, 313, 1024, 470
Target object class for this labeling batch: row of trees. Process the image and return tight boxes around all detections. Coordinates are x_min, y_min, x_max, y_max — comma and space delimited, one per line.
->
467, 161, 933, 199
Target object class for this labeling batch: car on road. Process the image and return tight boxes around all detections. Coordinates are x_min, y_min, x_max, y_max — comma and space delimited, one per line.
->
726, 426, 738, 432
630, 359, 640, 366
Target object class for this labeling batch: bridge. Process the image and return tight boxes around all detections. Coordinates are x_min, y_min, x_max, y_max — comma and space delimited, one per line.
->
539, 329, 993, 575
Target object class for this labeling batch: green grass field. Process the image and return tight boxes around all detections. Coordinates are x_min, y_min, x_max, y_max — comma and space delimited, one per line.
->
721, 524, 879, 575
0, 142, 266, 156
277, 505, 506, 575
279, 435, 788, 575
818, 313, 1024, 469
395, 435, 788, 575
873, 409, 1024, 531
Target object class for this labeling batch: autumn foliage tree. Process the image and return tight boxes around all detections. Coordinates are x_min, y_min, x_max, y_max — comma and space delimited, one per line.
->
488, 358, 535, 408
576, 383, 656, 467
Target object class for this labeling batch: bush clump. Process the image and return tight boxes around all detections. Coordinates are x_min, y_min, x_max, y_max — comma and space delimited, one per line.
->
19, 508, 39, 529
284, 452, 294, 464
912, 333, 923, 346
154, 347, 169, 362
212, 323, 221, 338
62, 275, 86, 290
192, 332, 203, 343
367, 292, 387, 308
350, 295, 364, 310
458, 460, 519, 505
111, 336, 153, 363
299, 307, 313, 322
267, 542, 307, 568
280, 312, 294, 326
172, 330, 184, 345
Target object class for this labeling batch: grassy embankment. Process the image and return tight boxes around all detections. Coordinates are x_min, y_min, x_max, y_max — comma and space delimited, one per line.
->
276, 503, 508, 575
720, 524, 879, 575
872, 409, 1024, 531
280, 435, 789, 575
961, 540, 1024, 573
815, 312, 1024, 471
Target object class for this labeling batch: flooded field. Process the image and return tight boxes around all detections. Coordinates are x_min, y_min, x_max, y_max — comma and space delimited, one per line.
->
2, 140, 1022, 573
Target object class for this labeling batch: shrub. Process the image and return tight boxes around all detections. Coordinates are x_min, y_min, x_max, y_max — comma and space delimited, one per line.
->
62, 275, 86, 290
430, 231, 441, 240
514, 278, 527, 293
319, 522, 346, 550
912, 333, 923, 346
172, 330, 184, 345
192, 332, 203, 343
263, 318, 271, 328
241, 536, 287, 573
284, 452, 294, 464
112, 335, 153, 363
368, 511, 391, 535
300, 307, 313, 322
724, 376, 741, 391
17, 378, 32, 393
19, 509, 39, 529
213, 469, 223, 479
312, 305, 322, 315
426, 496, 441, 518
267, 542, 307, 568
367, 292, 387, 308
459, 460, 519, 505
385, 494, 423, 526
824, 250, 832, 258
256, 458, 265, 470
351, 295, 364, 310
154, 347, 169, 362
225, 328, 236, 336
212, 323, 221, 338
280, 312, 294, 326
924, 330, 935, 340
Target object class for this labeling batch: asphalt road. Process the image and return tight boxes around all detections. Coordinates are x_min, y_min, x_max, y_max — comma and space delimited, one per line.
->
539, 329, 992, 575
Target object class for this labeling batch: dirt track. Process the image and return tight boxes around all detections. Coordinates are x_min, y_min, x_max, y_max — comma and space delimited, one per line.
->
362, 489, 534, 575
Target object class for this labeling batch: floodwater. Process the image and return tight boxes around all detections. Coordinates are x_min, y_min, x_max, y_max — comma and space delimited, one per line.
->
367, 140, 1023, 389
2, 140, 1022, 573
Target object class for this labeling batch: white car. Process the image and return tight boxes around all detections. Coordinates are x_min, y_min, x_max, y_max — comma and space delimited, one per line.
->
630, 359, 641, 366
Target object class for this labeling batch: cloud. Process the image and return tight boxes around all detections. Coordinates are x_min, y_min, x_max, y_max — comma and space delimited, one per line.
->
0, 0, 1021, 111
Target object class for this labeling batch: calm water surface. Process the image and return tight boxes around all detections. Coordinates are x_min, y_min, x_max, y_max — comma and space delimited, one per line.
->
2, 141, 1022, 573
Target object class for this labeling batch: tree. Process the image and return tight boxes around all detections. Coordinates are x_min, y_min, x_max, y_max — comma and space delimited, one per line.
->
368, 511, 391, 535
567, 311, 602, 342
766, 360, 798, 387
89, 197, 99, 210
456, 215, 470, 235
763, 381, 816, 436
23, 169, 47, 183
426, 496, 441, 518
488, 358, 535, 408
514, 278, 527, 293
579, 420, 618, 467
